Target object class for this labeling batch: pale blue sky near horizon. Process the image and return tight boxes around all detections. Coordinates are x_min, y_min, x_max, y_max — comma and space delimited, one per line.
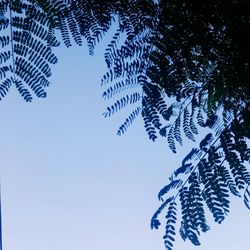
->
0, 29, 249, 250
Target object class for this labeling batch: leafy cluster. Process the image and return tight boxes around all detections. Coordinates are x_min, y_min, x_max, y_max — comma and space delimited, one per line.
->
0, 0, 60, 101
98, 3, 250, 247
151, 113, 250, 249
101, 0, 158, 135
1, 0, 156, 101
102, 1, 250, 146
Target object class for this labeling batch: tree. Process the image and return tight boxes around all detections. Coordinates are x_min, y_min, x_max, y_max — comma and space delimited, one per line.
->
0, 1, 249, 249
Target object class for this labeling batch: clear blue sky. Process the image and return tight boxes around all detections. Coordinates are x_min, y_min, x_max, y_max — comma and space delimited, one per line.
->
0, 31, 249, 250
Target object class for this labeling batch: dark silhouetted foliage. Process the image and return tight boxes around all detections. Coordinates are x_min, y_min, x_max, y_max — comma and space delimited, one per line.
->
0, 1, 250, 249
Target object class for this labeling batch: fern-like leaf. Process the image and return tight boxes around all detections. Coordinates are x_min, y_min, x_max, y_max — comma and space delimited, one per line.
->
163, 201, 177, 250
151, 196, 174, 230
117, 107, 141, 135
158, 179, 182, 201
244, 185, 250, 210
103, 93, 141, 117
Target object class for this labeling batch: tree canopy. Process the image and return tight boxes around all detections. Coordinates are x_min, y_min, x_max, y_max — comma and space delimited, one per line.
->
0, 1, 250, 249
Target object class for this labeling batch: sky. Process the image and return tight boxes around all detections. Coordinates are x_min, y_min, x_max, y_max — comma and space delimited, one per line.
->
0, 29, 249, 250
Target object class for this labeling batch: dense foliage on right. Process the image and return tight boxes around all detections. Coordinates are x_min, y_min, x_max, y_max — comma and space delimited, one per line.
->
101, 1, 250, 249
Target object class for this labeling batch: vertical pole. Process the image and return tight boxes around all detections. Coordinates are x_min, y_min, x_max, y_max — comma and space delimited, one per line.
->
0, 187, 2, 250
